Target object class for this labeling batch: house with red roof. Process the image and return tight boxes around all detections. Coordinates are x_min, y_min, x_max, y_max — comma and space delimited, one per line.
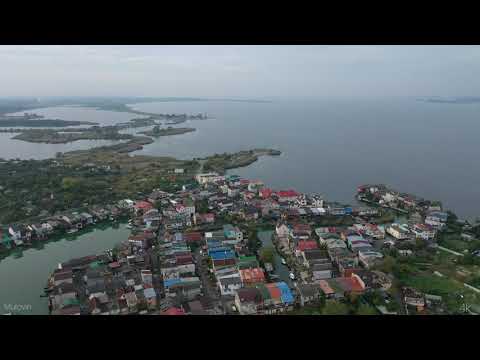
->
134, 201, 153, 215
296, 240, 319, 252
274, 189, 300, 202
161, 307, 186, 315
259, 188, 273, 199
239, 267, 266, 285
183, 232, 203, 244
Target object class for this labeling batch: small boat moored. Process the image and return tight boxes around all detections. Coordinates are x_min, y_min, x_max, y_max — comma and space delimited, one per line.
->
281, 258, 287, 265
289, 272, 295, 280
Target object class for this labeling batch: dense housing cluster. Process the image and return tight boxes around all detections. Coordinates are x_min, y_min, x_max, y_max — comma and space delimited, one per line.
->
41, 173, 480, 315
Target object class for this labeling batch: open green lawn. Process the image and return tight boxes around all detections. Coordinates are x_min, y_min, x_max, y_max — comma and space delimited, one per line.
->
404, 274, 463, 296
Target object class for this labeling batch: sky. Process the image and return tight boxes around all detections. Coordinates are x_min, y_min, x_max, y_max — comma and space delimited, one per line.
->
0, 45, 480, 98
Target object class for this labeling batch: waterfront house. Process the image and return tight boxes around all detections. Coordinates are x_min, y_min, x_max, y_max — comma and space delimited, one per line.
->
29, 223, 49, 241
425, 211, 448, 228
295, 240, 319, 253
80, 212, 94, 225
239, 267, 266, 286
259, 188, 273, 199
274, 190, 300, 203
134, 201, 154, 216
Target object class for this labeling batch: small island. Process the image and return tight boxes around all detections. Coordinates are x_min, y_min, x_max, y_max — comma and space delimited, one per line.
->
0, 112, 98, 127
199, 148, 282, 173
139, 126, 196, 137
11, 128, 133, 144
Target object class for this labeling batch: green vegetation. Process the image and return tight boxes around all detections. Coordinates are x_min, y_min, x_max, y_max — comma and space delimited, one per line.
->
0, 119, 98, 127
12, 127, 133, 144
140, 126, 196, 137
322, 300, 350, 315
259, 246, 275, 264
355, 304, 379, 315
201, 149, 281, 174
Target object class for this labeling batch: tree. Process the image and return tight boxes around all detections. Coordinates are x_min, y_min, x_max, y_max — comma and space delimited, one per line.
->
377, 255, 396, 274
322, 300, 350, 315
356, 304, 378, 315
259, 246, 275, 264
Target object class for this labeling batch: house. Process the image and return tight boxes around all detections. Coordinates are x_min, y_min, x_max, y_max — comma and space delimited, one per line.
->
295, 240, 319, 253
223, 224, 243, 243
247, 180, 264, 193
358, 250, 384, 269
296, 283, 323, 306
311, 262, 333, 280
302, 249, 330, 268
134, 201, 154, 216
118, 199, 135, 210
161, 307, 186, 315
210, 249, 237, 269
411, 223, 436, 240
386, 224, 411, 240
216, 268, 243, 296
164, 277, 202, 300
403, 287, 426, 311
80, 212, 94, 225
276, 223, 290, 238
197, 213, 215, 224
237, 255, 260, 269
195, 172, 223, 185
184, 231, 203, 244
239, 267, 266, 285
274, 190, 300, 202
259, 282, 295, 314
124, 291, 138, 312
317, 280, 336, 299
259, 188, 273, 199
425, 211, 448, 228
234, 287, 263, 315
143, 287, 157, 309
325, 274, 366, 298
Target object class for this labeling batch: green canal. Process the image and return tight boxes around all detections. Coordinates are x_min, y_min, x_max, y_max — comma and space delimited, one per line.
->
257, 230, 293, 288
0, 222, 131, 315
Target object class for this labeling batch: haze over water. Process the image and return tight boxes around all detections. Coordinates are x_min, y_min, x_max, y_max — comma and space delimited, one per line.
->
130, 97, 480, 220
1, 97, 479, 219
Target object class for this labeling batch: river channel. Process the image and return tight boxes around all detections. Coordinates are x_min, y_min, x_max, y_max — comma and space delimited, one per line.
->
0, 222, 130, 315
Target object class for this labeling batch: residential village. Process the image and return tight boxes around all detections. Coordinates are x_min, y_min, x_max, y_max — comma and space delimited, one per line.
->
18, 174, 480, 315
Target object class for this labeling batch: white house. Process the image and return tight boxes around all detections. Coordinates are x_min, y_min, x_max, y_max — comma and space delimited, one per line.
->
195, 173, 224, 185
386, 224, 411, 240
411, 223, 436, 240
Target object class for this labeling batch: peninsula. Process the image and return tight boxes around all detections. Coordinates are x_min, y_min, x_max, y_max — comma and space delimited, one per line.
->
139, 126, 196, 137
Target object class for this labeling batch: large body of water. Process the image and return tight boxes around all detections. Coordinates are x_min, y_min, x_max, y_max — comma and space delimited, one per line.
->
2, 98, 479, 218
129, 98, 480, 220
0, 223, 130, 315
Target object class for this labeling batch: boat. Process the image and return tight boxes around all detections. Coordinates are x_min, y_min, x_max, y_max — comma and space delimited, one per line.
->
126, 224, 133, 229
289, 272, 295, 280
281, 258, 287, 265
67, 228, 78, 234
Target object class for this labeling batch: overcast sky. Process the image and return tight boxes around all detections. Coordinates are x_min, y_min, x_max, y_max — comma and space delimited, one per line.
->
1, 45, 480, 98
